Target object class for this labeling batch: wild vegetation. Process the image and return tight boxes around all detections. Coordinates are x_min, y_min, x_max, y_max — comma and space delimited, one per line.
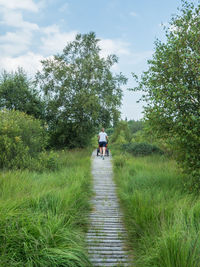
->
0, 109, 48, 170
0, 149, 92, 267
0, 0, 199, 266
0, 32, 126, 266
36, 32, 127, 148
131, 0, 200, 188
121, 142, 164, 157
112, 151, 200, 267
0, 69, 44, 120
111, 116, 200, 266
0, 33, 126, 150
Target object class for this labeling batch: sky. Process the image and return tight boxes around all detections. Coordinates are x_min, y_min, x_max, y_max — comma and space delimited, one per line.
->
0, 0, 185, 120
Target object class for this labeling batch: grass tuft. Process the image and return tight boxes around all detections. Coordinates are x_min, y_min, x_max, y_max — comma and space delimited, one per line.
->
0, 149, 92, 266
112, 150, 200, 267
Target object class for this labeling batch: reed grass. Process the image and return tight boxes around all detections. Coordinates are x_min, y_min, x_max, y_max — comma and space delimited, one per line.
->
0, 149, 92, 266
113, 152, 200, 267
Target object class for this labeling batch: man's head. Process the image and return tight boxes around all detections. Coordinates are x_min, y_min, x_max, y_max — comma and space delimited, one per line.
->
101, 128, 104, 132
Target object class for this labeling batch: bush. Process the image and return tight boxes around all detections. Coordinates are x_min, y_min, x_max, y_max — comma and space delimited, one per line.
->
128, 119, 144, 134
27, 151, 60, 172
122, 142, 164, 156
0, 109, 47, 169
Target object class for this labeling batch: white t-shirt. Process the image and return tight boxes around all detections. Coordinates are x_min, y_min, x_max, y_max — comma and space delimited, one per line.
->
99, 132, 107, 142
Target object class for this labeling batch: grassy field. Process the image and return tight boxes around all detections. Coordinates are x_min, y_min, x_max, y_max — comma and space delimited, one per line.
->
112, 151, 200, 267
0, 149, 93, 267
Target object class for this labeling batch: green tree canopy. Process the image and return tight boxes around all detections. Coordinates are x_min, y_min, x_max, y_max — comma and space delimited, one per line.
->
0, 68, 44, 119
128, 119, 144, 134
132, 0, 200, 182
111, 120, 132, 144
36, 32, 127, 148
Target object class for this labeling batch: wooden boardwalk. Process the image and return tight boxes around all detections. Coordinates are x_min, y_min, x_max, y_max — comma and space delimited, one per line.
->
86, 151, 132, 267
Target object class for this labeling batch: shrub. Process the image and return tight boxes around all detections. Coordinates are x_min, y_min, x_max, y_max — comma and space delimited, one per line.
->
27, 151, 60, 172
0, 109, 47, 169
128, 119, 144, 134
122, 142, 164, 156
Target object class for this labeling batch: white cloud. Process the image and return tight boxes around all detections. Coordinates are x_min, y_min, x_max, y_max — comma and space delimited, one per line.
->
0, 52, 45, 74
42, 24, 60, 35
0, 0, 39, 12
0, 10, 39, 30
0, 1, 44, 73
0, 2, 40, 58
99, 39, 131, 58
0, 31, 33, 56
99, 37, 152, 78
40, 25, 77, 55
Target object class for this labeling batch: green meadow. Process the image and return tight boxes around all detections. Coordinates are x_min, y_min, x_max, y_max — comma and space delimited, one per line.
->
0, 149, 92, 267
113, 152, 200, 267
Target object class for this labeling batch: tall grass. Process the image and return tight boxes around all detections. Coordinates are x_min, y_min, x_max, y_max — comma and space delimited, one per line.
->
0, 149, 92, 266
112, 152, 200, 267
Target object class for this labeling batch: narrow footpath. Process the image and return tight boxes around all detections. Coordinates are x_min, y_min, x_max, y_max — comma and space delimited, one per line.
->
86, 151, 132, 267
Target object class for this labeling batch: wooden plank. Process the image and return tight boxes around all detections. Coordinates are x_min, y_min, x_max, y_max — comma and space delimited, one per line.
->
86, 151, 133, 266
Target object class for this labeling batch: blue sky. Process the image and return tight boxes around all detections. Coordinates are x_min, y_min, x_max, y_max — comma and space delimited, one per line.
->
0, 0, 186, 119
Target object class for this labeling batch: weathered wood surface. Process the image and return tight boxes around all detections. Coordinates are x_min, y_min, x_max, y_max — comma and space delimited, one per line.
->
86, 151, 132, 267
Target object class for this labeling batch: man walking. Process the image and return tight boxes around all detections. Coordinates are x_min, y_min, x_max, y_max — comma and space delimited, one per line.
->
98, 128, 108, 160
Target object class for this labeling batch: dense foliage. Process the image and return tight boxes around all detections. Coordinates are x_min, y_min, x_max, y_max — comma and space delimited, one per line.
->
0, 69, 44, 119
132, 1, 200, 185
122, 142, 164, 156
128, 120, 144, 134
113, 150, 200, 267
0, 150, 92, 266
111, 120, 132, 144
0, 109, 47, 169
36, 32, 127, 148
